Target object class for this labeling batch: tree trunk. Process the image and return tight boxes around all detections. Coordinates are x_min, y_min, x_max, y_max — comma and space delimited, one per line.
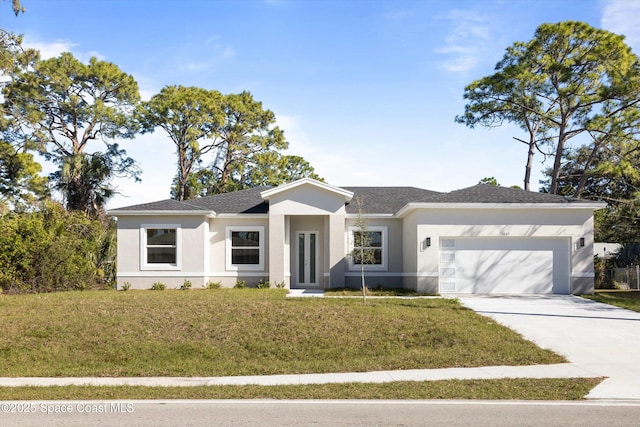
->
574, 141, 601, 198
216, 145, 235, 194
550, 121, 568, 194
176, 144, 187, 201
524, 137, 535, 191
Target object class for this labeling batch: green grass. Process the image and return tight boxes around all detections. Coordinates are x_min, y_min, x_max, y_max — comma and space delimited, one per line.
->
584, 291, 640, 312
0, 378, 602, 400
324, 287, 423, 296
0, 289, 565, 377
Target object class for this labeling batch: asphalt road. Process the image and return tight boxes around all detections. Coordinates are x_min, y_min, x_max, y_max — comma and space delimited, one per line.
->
3, 400, 640, 426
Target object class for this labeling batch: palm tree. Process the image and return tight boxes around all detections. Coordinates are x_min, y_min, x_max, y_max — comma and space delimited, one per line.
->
53, 153, 114, 217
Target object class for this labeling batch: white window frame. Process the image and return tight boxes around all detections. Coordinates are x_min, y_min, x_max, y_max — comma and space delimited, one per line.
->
347, 226, 387, 271
140, 224, 182, 271
226, 226, 265, 271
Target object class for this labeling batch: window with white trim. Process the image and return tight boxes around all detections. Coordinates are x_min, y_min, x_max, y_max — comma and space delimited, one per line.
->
348, 226, 387, 270
226, 226, 265, 271
140, 224, 181, 270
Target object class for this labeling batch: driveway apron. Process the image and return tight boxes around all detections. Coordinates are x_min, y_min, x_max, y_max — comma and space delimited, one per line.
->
457, 295, 640, 400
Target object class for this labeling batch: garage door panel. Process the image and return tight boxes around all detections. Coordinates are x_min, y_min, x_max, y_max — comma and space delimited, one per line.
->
456, 250, 553, 294
440, 237, 570, 294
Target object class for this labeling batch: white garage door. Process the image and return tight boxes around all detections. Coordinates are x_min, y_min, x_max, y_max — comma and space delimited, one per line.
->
439, 237, 570, 294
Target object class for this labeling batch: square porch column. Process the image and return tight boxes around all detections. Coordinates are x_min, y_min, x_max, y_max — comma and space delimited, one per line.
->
268, 213, 288, 288
328, 213, 346, 288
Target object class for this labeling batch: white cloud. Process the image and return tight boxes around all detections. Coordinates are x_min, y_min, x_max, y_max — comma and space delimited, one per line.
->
22, 37, 107, 63
601, 0, 640, 52
23, 38, 77, 59
436, 8, 491, 73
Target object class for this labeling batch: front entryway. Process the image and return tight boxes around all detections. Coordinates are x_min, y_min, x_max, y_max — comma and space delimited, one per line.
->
295, 231, 318, 287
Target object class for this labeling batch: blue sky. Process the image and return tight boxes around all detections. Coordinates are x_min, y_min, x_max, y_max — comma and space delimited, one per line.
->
2, 0, 640, 208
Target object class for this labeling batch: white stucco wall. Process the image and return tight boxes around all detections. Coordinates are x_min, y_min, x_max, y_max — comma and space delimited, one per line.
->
267, 185, 347, 215
207, 216, 270, 287
405, 207, 596, 294
116, 215, 208, 289
343, 218, 404, 288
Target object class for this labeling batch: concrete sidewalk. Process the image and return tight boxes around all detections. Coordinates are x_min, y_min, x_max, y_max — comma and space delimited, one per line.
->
0, 363, 598, 387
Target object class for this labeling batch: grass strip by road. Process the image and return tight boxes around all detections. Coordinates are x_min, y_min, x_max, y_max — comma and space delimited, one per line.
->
0, 289, 565, 377
0, 378, 602, 401
584, 291, 640, 312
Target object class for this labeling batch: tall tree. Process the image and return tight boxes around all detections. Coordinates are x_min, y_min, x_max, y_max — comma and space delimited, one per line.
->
456, 42, 554, 191
183, 153, 322, 198
207, 91, 288, 194
143, 88, 320, 198
139, 85, 223, 201
244, 153, 323, 187
3, 52, 141, 214
457, 21, 640, 194
0, 30, 47, 210
572, 104, 640, 198
546, 135, 640, 243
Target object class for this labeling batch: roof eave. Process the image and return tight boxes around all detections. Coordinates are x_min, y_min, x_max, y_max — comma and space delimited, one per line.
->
107, 210, 217, 218
396, 202, 607, 217
345, 213, 395, 219
214, 213, 269, 218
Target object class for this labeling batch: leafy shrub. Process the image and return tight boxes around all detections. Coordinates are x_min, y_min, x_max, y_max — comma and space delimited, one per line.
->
205, 281, 222, 289
121, 282, 132, 291
274, 281, 286, 289
180, 279, 192, 290
0, 201, 110, 293
92, 223, 117, 289
256, 279, 271, 289
234, 280, 246, 289
151, 282, 166, 291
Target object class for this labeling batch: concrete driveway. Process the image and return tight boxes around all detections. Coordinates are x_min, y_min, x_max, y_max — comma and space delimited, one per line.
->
457, 295, 640, 400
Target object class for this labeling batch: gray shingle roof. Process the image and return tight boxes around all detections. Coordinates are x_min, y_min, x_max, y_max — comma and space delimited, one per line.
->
110, 198, 205, 212
343, 187, 442, 214
431, 184, 594, 204
110, 183, 597, 216
186, 186, 270, 214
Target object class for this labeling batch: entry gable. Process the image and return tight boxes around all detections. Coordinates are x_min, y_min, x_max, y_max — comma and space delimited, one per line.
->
261, 178, 354, 215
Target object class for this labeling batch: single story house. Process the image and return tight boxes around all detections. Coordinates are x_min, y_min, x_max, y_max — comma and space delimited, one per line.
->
108, 178, 605, 294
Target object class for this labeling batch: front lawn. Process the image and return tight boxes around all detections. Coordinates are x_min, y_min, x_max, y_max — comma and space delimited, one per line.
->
584, 291, 640, 312
0, 289, 565, 377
